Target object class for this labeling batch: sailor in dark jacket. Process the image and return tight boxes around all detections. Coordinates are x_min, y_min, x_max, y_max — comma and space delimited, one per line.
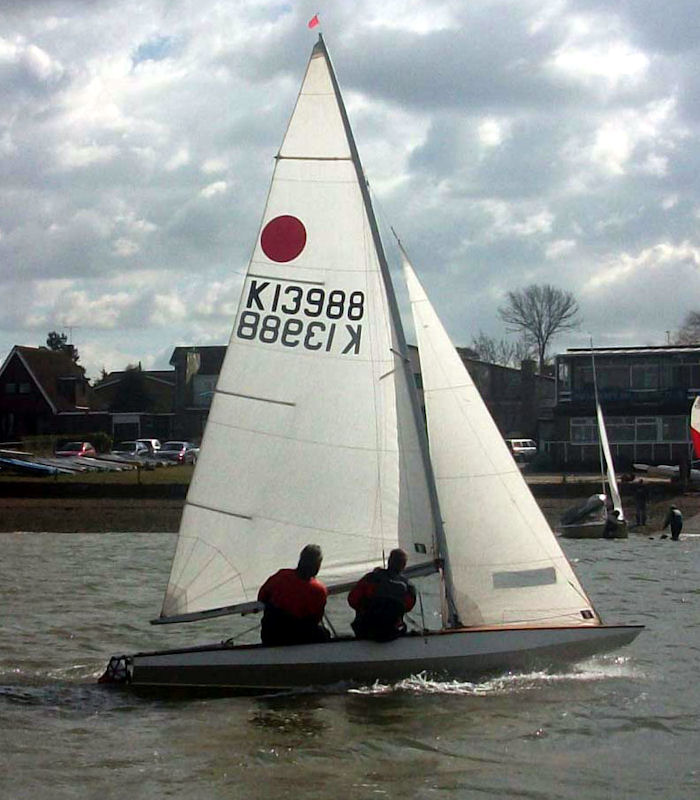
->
662, 505, 683, 541
348, 548, 416, 642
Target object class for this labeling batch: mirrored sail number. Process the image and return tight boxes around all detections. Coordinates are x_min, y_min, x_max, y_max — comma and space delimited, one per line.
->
236, 279, 365, 355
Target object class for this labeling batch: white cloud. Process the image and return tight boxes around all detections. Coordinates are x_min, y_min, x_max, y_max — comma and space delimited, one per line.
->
584, 241, 700, 291
200, 181, 228, 198
55, 141, 120, 169
1, 0, 700, 377
545, 239, 576, 259
549, 40, 649, 90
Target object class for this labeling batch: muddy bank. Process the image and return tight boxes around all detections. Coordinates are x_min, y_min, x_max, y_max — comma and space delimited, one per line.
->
1, 475, 698, 534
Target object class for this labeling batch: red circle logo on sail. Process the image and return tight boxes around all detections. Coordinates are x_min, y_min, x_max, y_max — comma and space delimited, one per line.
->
260, 215, 307, 263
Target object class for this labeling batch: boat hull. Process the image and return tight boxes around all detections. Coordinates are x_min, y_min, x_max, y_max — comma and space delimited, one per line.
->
559, 521, 628, 539
105, 625, 643, 693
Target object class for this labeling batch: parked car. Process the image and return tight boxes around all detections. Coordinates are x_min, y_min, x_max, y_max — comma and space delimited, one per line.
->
111, 441, 151, 459
506, 438, 538, 462
159, 441, 199, 464
55, 441, 97, 457
136, 438, 161, 452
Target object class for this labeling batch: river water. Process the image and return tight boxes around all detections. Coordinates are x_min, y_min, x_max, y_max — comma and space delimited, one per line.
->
1, 531, 698, 800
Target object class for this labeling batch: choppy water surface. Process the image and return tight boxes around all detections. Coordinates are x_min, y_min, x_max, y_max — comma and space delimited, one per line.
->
1, 532, 699, 799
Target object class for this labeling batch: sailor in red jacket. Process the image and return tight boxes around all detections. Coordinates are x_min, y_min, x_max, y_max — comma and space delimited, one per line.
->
257, 544, 330, 646
348, 548, 416, 642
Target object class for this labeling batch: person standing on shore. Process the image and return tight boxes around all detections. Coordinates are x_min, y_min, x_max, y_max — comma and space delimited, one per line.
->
661, 505, 683, 541
634, 480, 649, 527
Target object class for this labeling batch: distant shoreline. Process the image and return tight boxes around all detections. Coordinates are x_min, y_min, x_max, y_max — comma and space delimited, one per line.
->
1, 473, 698, 533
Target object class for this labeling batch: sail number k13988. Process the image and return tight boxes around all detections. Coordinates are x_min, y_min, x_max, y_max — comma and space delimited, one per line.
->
235, 280, 365, 355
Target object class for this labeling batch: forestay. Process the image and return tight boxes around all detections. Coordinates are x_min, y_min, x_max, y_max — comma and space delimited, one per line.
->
159, 40, 438, 623
401, 252, 601, 628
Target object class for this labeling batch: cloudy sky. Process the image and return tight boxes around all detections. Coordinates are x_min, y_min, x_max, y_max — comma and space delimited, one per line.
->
2, 0, 700, 379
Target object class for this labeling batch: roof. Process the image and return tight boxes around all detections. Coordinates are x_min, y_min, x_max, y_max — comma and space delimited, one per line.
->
93, 369, 174, 390
563, 345, 700, 358
0, 345, 89, 413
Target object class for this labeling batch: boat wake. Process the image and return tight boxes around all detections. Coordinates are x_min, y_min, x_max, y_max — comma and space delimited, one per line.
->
347, 656, 641, 696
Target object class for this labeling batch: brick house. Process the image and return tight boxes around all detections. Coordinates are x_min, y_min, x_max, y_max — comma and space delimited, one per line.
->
92, 368, 175, 442
0, 345, 109, 440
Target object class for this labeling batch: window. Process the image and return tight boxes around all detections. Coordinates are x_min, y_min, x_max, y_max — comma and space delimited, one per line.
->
631, 365, 658, 390
575, 366, 595, 393
18, 383, 30, 394
606, 417, 635, 442
597, 366, 629, 390
662, 416, 687, 441
636, 417, 657, 441
192, 375, 216, 408
4, 383, 16, 394
557, 360, 570, 390
571, 417, 598, 443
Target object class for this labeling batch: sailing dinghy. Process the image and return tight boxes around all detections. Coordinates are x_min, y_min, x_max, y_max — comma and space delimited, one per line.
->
559, 370, 628, 539
100, 36, 641, 693
633, 396, 700, 484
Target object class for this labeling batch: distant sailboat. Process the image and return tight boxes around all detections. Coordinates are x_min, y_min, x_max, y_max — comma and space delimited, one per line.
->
691, 396, 700, 459
100, 35, 641, 693
633, 395, 700, 484
560, 352, 627, 539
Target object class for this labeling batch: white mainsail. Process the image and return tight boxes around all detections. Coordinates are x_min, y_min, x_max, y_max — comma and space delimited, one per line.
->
596, 401, 624, 520
401, 251, 600, 628
159, 40, 438, 623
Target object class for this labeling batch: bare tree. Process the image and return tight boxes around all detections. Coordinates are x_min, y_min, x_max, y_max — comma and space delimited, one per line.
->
471, 331, 535, 368
498, 284, 580, 373
675, 311, 700, 344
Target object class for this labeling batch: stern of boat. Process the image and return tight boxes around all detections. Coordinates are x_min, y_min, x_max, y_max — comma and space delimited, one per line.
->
98, 654, 133, 685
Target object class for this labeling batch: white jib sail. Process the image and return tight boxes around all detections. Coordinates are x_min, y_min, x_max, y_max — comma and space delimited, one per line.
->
596, 401, 624, 520
402, 253, 601, 628
160, 40, 437, 622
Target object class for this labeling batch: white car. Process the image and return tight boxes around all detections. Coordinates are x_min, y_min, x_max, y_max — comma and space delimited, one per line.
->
135, 438, 161, 452
506, 439, 538, 462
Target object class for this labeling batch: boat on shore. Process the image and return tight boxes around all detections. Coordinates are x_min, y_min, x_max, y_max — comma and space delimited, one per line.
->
559, 353, 627, 539
100, 35, 641, 694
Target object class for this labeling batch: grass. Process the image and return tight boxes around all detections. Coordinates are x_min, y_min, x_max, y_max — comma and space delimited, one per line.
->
0, 463, 194, 486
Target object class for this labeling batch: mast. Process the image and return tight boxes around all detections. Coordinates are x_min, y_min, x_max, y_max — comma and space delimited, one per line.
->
590, 343, 606, 497
316, 35, 460, 625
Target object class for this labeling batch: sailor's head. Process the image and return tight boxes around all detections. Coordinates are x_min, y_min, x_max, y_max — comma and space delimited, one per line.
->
297, 544, 323, 579
387, 548, 407, 575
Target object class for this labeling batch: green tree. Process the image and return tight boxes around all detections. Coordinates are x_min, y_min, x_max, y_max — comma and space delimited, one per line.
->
498, 284, 580, 373
46, 330, 80, 364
